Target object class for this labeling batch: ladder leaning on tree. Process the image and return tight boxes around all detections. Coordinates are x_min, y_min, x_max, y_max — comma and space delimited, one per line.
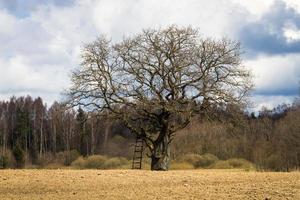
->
132, 137, 144, 169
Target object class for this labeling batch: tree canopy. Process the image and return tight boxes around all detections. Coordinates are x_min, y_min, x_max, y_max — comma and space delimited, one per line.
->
69, 26, 253, 170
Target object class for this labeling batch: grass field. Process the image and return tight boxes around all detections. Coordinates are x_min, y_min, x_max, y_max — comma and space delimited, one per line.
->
0, 169, 299, 200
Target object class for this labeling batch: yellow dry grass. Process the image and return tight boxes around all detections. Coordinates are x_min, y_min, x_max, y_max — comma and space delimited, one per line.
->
0, 169, 299, 200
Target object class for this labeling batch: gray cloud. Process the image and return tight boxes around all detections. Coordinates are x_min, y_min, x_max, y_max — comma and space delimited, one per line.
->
238, 1, 300, 56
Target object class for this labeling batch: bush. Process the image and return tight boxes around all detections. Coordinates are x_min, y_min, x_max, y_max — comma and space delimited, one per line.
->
1, 150, 16, 168
55, 150, 81, 166
85, 155, 108, 169
265, 154, 282, 171
211, 160, 232, 169
36, 152, 56, 167
179, 153, 219, 168
0, 155, 8, 168
12, 145, 25, 168
44, 163, 65, 169
66, 150, 81, 165
71, 155, 107, 169
112, 135, 126, 142
71, 156, 86, 169
170, 162, 194, 170
71, 155, 130, 169
103, 157, 129, 169
227, 158, 253, 169
195, 153, 219, 168
179, 153, 202, 167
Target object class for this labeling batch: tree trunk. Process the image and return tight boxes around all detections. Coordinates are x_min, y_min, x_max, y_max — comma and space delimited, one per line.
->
39, 114, 43, 159
103, 121, 110, 149
151, 133, 170, 171
53, 123, 56, 156
91, 119, 95, 155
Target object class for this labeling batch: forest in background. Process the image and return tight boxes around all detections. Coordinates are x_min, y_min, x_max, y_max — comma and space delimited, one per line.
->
0, 95, 299, 171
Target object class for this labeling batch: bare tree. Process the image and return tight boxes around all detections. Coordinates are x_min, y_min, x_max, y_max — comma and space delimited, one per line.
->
68, 26, 253, 170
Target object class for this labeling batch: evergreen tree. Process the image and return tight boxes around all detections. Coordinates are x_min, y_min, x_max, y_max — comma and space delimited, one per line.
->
76, 107, 88, 156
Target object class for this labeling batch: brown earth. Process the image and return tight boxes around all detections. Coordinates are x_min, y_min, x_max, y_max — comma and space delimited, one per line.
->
0, 169, 299, 200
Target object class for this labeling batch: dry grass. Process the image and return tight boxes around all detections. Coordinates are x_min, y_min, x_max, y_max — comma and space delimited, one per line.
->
0, 169, 299, 200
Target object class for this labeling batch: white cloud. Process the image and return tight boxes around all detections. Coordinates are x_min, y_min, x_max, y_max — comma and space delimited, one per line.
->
245, 54, 300, 95
251, 95, 296, 113
284, 27, 300, 42
0, 0, 299, 110
231, 0, 275, 17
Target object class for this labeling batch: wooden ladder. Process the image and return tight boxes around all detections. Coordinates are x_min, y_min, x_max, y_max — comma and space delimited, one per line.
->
132, 138, 144, 169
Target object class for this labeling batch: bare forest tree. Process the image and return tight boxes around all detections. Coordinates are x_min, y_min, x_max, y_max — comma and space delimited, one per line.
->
68, 26, 253, 170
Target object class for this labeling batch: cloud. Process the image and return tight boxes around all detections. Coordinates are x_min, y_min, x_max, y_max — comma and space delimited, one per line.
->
0, 0, 245, 105
0, 0, 74, 18
238, 1, 300, 56
0, 0, 299, 110
250, 95, 296, 113
245, 53, 300, 97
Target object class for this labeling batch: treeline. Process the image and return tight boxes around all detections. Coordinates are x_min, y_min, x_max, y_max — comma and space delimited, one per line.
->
0, 95, 299, 171
172, 102, 300, 171
0, 96, 133, 168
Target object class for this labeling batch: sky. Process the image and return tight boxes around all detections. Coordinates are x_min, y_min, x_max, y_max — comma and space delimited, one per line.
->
0, 0, 300, 111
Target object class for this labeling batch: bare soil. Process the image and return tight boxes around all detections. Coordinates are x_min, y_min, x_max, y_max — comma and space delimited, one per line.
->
0, 169, 299, 200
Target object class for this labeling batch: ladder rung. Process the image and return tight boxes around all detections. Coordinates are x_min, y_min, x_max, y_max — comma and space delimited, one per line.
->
132, 138, 144, 170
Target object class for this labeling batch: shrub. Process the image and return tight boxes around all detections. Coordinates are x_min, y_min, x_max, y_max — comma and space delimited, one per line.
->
44, 163, 65, 169
103, 157, 129, 169
179, 153, 219, 168
265, 154, 282, 171
72, 155, 108, 169
112, 135, 126, 142
211, 160, 232, 169
195, 153, 219, 168
71, 156, 86, 169
1, 150, 16, 168
36, 152, 55, 167
0, 155, 8, 168
55, 150, 81, 166
170, 162, 194, 170
227, 158, 253, 169
71, 155, 130, 169
12, 144, 25, 168
179, 153, 202, 167
66, 150, 81, 165
85, 155, 108, 169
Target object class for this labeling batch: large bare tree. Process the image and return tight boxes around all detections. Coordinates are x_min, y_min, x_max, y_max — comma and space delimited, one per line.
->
68, 26, 253, 170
